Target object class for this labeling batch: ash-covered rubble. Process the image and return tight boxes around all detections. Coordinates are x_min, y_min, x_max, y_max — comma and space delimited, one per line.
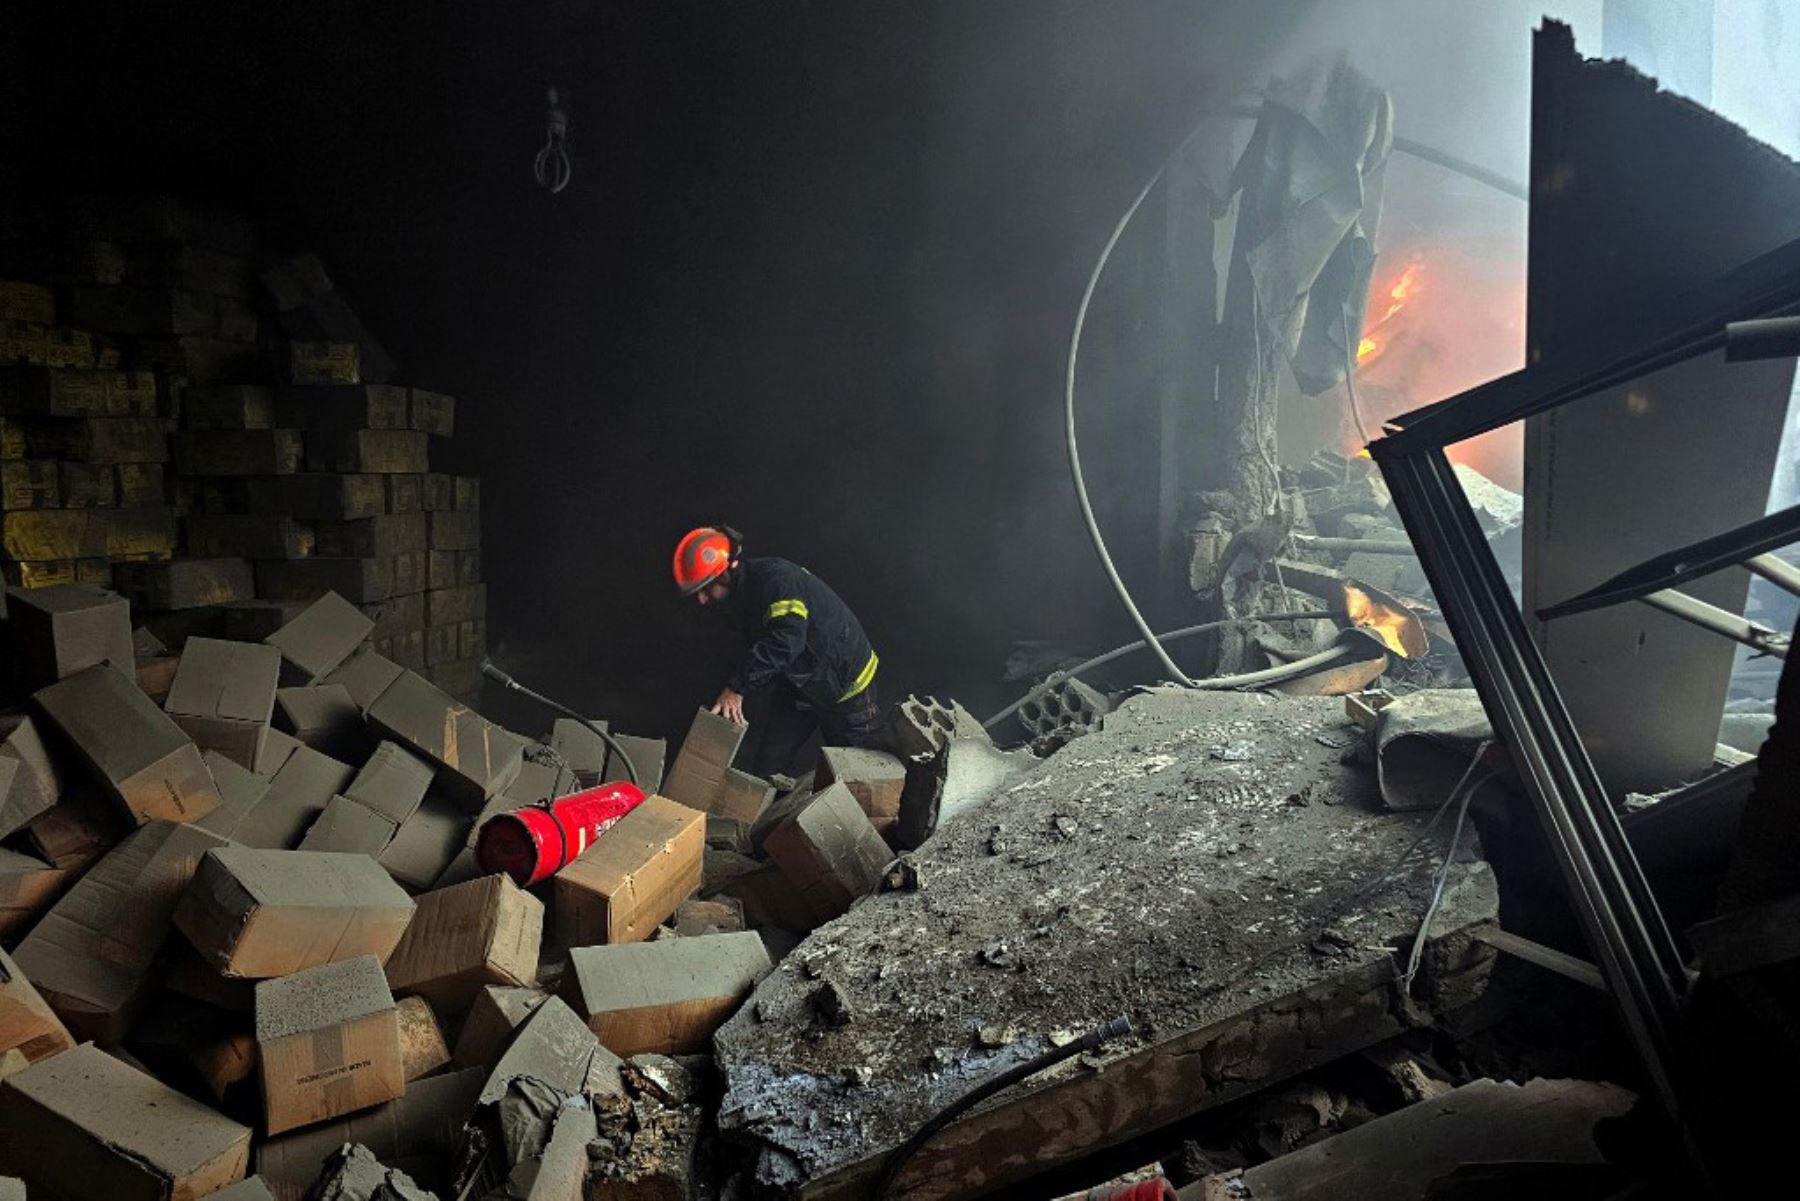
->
714, 688, 1499, 1198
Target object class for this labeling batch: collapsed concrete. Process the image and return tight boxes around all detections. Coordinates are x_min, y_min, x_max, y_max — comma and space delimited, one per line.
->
715, 689, 1498, 1198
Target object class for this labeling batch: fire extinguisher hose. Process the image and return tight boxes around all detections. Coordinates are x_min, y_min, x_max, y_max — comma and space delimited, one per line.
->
479, 659, 640, 787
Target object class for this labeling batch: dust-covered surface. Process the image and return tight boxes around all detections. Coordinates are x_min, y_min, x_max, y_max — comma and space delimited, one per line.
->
714, 689, 1496, 1190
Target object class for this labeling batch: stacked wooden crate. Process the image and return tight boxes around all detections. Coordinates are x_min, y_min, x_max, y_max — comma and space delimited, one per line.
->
0, 196, 484, 700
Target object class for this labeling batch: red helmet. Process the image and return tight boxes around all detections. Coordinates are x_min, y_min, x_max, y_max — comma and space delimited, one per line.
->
673, 527, 738, 595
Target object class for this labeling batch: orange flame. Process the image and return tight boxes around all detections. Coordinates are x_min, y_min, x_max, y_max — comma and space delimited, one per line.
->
1355, 260, 1426, 366
1342, 582, 1425, 659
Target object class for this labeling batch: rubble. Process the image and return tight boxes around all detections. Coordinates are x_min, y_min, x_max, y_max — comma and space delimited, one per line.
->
714, 689, 1500, 1197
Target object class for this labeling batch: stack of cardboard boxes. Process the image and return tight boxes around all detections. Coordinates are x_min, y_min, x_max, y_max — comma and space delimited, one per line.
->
0, 194, 485, 704
0, 578, 795, 1198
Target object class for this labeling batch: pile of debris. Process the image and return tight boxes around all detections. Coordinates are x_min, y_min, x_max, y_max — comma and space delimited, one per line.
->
0, 572, 951, 1199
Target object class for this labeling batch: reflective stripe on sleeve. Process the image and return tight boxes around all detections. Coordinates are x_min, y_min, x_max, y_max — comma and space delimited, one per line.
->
837, 650, 879, 701
766, 599, 810, 621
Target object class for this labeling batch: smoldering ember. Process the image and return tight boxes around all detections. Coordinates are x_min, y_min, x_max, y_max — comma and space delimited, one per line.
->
1, 4, 1798, 1200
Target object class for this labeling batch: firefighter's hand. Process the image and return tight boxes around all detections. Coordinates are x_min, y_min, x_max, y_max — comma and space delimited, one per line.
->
710, 687, 747, 725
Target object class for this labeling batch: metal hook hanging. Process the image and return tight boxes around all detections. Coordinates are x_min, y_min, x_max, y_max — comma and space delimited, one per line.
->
534, 86, 572, 194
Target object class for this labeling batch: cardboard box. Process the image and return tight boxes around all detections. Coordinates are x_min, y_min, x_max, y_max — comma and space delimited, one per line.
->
183, 384, 274, 430
0, 366, 149, 416
395, 995, 448, 1081
113, 557, 254, 609
1, 559, 109, 591
256, 557, 391, 605
344, 740, 434, 823
367, 670, 525, 807
185, 515, 314, 560
498, 756, 578, 807
408, 389, 455, 436
177, 847, 415, 978
246, 473, 385, 520
274, 384, 407, 431
452, 477, 479, 511
3, 583, 132, 689
451, 985, 547, 1070
255, 954, 404, 1135
20, 416, 167, 464
424, 623, 456, 667
305, 429, 428, 474
163, 637, 281, 770
377, 793, 469, 891
479, 994, 623, 1107
230, 741, 355, 848
20, 784, 126, 874
99, 506, 177, 558
0, 848, 63, 942
134, 654, 179, 703
1, 510, 99, 561
250, 729, 299, 780
208, 1177, 277, 1201
189, 748, 271, 840
816, 746, 907, 836
0, 460, 57, 508
428, 550, 463, 596
383, 873, 542, 1014
709, 861, 817, 933
389, 550, 428, 597
561, 931, 771, 1055
0, 714, 63, 839
56, 461, 114, 508
112, 462, 162, 508
162, 940, 254, 1014
554, 796, 704, 948
0, 1042, 251, 1199
288, 341, 359, 386
422, 473, 454, 511
763, 782, 892, 924
263, 590, 374, 683
316, 513, 427, 559
713, 767, 775, 826
273, 683, 363, 759
296, 794, 397, 856
0, 946, 75, 1064
606, 733, 666, 795
387, 473, 423, 515
426, 509, 479, 550
255, 1067, 482, 1201
33, 664, 222, 825
321, 646, 404, 709
174, 430, 303, 476
361, 591, 425, 640
423, 583, 484, 627
0, 282, 53, 325
13, 821, 229, 1041
668, 895, 746, 937
661, 708, 746, 812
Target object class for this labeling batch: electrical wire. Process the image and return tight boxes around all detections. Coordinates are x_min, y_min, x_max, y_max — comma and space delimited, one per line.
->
1066, 130, 1206, 688
1398, 740, 1493, 994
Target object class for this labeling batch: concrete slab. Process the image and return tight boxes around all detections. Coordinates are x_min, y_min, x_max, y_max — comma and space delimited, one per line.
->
714, 690, 1499, 1199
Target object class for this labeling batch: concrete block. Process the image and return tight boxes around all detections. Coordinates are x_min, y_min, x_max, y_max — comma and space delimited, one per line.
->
256, 557, 391, 604
246, 473, 385, 520
173, 429, 302, 476
304, 429, 427, 474
0, 460, 57, 509
56, 461, 114, 508
287, 341, 359, 386
182, 384, 274, 430
408, 388, 454, 436
113, 462, 164, 508
316, 513, 427, 559
184, 514, 314, 560
274, 384, 407, 431
426, 509, 479, 550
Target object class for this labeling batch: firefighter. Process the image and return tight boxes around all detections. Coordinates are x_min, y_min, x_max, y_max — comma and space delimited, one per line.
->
674, 526, 882, 776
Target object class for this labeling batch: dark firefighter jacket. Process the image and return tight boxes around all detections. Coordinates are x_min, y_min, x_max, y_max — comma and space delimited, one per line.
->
725, 557, 877, 710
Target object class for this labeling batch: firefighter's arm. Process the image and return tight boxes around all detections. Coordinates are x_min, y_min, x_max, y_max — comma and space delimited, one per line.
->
727, 598, 809, 694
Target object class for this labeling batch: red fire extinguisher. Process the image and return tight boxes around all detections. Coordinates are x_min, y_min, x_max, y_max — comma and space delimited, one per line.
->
475, 781, 646, 886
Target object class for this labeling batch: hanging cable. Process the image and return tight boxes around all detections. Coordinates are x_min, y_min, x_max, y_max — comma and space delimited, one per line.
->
534, 87, 572, 194
1066, 128, 1208, 687
1399, 740, 1492, 994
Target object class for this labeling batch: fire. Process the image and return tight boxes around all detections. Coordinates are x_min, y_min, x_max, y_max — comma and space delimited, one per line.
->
1354, 260, 1425, 366
1341, 582, 1427, 659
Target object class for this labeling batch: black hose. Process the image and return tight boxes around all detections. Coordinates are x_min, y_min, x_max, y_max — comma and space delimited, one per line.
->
872, 1015, 1134, 1200
479, 660, 640, 788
